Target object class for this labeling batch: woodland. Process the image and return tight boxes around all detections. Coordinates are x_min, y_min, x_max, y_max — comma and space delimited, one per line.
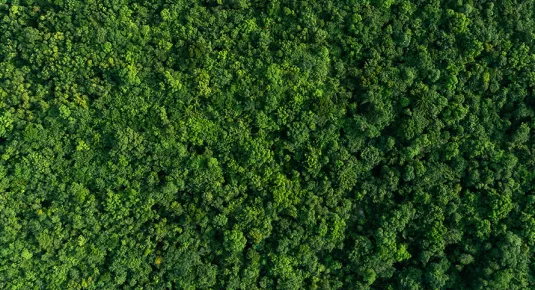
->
1, 0, 535, 289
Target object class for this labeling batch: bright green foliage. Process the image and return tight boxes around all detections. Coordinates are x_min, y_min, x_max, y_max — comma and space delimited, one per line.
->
1, 0, 535, 289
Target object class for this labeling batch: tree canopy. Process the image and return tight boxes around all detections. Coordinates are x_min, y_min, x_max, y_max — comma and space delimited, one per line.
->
1, 0, 535, 289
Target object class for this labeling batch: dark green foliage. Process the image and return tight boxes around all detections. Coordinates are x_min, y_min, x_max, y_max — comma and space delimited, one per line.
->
1, 0, 535, 289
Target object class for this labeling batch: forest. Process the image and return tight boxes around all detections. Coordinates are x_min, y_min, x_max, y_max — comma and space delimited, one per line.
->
1, 0, 535, 289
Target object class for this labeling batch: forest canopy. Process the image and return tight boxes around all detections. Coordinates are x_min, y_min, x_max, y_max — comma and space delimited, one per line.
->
1, 0, 535, 289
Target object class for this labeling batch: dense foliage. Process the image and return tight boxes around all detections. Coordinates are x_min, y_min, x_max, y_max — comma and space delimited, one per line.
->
1, 0, 535, 289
